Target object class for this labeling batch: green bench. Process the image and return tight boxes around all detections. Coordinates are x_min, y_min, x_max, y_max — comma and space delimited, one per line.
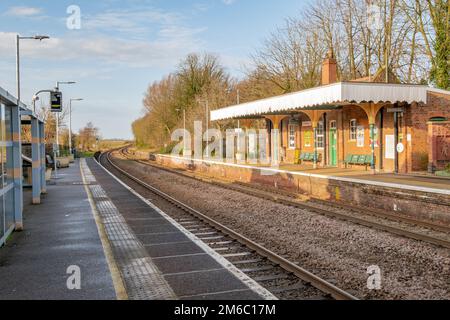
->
299, 152, 321, 163
344, 154, 374, 170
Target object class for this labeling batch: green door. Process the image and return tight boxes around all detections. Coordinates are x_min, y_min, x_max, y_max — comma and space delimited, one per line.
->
329, 121, 337, 166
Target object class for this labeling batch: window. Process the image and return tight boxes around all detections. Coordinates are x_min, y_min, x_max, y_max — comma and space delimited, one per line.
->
330, 120, 337, 129
288, 125, 296, 149
316, 121, 324, 149
350, 119, 357, 140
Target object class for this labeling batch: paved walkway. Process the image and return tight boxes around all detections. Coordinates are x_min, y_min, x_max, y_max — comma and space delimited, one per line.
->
0, 160, 116, 300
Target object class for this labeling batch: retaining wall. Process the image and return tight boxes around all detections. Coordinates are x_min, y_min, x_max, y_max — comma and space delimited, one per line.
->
155, 154, 450, 225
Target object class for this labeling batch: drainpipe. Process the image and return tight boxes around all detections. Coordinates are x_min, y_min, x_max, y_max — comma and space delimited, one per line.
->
394, 111, 399, 174
313, 125, 318, 169
379, 109, 384, 171
323, 113, 327, 166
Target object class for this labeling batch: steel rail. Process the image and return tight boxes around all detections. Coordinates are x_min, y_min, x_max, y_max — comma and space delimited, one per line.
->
120, 149, 450, 249
101, 150, 358, 301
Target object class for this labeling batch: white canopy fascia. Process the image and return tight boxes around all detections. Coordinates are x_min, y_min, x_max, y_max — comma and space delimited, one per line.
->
211, 82, 431, 121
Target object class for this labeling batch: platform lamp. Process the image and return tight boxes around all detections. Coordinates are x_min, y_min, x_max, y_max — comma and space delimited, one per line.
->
16, 34, 50, 101
54, 81, 76, 157
176, 108, 190, 157
69, 98, 83, 156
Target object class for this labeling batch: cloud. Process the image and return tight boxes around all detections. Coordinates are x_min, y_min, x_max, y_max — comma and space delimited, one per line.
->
82, 8, 183, 37
6, 6, 43, 17
0, 30, 205, 69
222, 0, 237, 5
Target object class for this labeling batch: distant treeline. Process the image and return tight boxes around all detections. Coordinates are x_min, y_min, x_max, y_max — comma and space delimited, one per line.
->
132, 0, 449, 149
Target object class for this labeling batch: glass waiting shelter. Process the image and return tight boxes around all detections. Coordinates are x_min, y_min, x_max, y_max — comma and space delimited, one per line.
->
0, 86, 45, 247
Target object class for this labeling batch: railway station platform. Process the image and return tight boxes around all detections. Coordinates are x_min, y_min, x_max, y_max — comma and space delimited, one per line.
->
0, 158, 272, 300
155, 155, 450, 226
0, 160, 116, 300
261, 164, 450, 191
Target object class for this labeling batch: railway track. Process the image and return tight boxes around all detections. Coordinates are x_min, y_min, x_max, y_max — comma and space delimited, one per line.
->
119, 148, 450, 250
98, 150, 358, 301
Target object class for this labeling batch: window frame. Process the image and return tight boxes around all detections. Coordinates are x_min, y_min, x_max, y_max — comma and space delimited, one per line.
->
316, 121, 324, 149
330, 120, 337, 130
349, 119, 357, 141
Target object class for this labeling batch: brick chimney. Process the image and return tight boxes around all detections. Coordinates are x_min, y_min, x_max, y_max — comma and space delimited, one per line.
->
321, 49, 337, 85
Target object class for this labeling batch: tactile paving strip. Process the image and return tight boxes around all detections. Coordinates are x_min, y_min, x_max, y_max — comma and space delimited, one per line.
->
81, 159, 177, 300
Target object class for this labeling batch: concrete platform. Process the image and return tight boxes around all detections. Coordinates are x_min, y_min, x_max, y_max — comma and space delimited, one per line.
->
0, 158, 271, 300
83, 158, 272, 300
0, 160, 116, 300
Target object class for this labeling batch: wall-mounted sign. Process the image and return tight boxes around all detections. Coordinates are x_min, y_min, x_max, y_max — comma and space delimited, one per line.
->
302, 121, 312, 127
385, 135, 395, 159
407, 134, 412, 142
387, 108, 404, 113
396, 143, 405, 154
357, 126, 365, 147
304, 130, 312, 147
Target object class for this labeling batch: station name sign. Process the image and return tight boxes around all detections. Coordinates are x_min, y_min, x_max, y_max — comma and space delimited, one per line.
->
387, 107, 404, 113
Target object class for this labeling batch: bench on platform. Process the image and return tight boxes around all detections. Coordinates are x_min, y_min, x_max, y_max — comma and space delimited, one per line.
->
299, 152, 322, 164
344, 154, 373, 170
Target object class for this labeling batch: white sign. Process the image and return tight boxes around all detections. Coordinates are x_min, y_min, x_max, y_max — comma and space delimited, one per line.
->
357, 126, 365, 147
407, 134, 412, 142
397, 143, 405, 154
302, 121, 312, 127
385, 135, 395, 159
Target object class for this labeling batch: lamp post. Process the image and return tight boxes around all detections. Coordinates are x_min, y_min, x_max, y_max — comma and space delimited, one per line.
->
32, 89, 53, 113
205, 100, 209, 158
69, 98, 83, 155
176, 108, 189, 157
236, 88, 240, 130
226, 87, 241, 129
55, 81, 76, 90
16, 35, 50, 101
54, 81, 76, 157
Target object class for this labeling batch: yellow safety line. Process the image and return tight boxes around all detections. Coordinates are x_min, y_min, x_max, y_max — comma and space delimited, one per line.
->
79, 160, 128, 300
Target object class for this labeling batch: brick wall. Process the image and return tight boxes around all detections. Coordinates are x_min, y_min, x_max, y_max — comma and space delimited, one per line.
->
411, 91, 450, 171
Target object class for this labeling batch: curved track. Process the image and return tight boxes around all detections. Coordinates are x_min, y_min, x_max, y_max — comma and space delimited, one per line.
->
98, 149, 358, 301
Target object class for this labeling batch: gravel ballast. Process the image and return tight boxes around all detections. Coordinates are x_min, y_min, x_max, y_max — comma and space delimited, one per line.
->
111, 154, 450, 300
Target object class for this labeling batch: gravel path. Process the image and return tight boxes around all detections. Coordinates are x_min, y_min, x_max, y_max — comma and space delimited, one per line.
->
111, 153, 450, 300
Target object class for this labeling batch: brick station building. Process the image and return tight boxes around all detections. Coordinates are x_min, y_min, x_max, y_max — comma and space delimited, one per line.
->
211, 53, 450, 174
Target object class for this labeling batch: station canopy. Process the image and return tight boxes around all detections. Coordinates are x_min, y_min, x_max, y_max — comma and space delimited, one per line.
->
211, 82, 436, 121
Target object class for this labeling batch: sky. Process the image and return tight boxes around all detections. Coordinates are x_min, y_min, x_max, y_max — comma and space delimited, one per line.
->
0, 0, 308, 139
